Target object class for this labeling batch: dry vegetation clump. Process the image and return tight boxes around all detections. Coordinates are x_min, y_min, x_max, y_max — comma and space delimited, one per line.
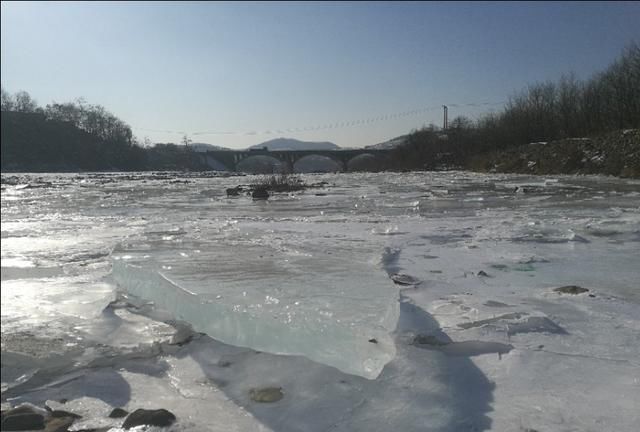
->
250, 173, 307, 192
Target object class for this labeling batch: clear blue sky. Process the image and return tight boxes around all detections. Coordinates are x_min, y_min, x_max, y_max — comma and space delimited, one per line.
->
2, 1, 639, 148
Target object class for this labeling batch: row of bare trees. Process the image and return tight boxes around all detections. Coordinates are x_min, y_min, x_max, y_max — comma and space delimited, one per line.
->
1, 89, 148, 170
473, 42, 640, 150
1, 90, 135, 147
1, 88, 39, 113
44, 99, 134, 145
388, 43, 639, 170
1, 89, 211, 171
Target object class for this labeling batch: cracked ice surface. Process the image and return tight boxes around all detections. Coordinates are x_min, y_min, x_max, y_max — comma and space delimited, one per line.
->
3, 171, 640, 432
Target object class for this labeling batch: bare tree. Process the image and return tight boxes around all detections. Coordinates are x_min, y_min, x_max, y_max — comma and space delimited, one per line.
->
449, 116, 474, 130
556, 73, 581, 137
13, 90, 38, 113
1, 86, 15, 111
182, 134, 192, 149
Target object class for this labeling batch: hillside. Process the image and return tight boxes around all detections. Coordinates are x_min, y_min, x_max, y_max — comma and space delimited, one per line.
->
0, 112, 209, 172
1, 111, 145, 172
366, 134, 409, 150
469, 129, 640, 178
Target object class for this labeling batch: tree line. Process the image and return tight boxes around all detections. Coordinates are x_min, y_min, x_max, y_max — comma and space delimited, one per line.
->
389, 42, 640, 170
1, 91, 135, 146
0, 90, 207, 171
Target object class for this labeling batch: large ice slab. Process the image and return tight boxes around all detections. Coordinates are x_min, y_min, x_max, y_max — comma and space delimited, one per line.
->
111, 224, 399, 379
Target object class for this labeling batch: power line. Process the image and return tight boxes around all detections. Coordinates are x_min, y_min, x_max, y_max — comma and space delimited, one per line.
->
131, 100, 505, 137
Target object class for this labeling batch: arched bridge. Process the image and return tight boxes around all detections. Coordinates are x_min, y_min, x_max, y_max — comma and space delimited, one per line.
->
201, 148, 392, 172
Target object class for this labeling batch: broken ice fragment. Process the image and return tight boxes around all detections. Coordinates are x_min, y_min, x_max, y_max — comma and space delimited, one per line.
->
111, 241, 399, 379
553, 285, 589, 295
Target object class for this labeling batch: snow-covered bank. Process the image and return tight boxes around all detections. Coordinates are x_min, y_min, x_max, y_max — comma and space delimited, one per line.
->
2, 171, 639, 431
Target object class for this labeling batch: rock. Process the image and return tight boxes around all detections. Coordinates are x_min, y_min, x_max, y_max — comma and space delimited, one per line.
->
251, 188, 269, 200
50, 410, 81, 419
122, 409, 176, 429
413, 334, 449, 346
484, 300, 511, 307
169, 326, 201, 346
390, 273, 419, 286
1, 404, 49, 431
553, 285, 589, 295
368, 338, 378, 344
2, 405, 43, 417
44, 416, 75, 432
1, 413, 46, 430
226, 187, 240, 196
477, 270, 490, 277
108, 408, 128, 418
249, 387, 284, 403
72, 428, 111, 432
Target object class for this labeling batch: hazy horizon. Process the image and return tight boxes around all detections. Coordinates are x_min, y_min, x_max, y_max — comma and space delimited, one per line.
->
2, 1, 639, 148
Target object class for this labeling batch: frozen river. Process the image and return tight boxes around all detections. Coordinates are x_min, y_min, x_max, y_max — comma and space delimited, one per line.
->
2, 171, 639, 431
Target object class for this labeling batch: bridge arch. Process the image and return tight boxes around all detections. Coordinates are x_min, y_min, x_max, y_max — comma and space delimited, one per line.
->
236, 155, 286, 174
202, 154, 232, 171
345, 153, 386, 172
292, 154, 343, 173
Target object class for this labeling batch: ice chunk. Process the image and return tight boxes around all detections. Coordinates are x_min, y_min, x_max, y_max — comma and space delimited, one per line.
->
111, 239, 399, 379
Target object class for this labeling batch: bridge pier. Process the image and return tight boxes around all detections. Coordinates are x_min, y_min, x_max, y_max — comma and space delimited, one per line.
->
338, 157, 349, 172
284, 160, 294, 174
281, 154, 295, 173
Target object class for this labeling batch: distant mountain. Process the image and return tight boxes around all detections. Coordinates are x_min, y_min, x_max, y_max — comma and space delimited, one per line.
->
248, 138, 340, 151
366, 134, 409, 150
